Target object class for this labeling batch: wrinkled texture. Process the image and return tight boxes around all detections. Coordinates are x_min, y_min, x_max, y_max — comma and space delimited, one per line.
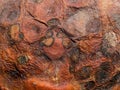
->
0, 0, 120, 90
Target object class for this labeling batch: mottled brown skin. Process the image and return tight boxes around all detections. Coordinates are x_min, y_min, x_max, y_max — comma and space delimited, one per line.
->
0, 0, 120, 90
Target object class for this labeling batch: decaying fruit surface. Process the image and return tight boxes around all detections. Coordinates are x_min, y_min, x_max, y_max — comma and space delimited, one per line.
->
0, 0, 120, 90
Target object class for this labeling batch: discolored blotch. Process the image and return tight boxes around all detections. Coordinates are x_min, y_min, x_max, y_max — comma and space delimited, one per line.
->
85, 81, 95, 90
63, 10, 98, 37
41, 37, 54, 47
25, 23, 41, 34
31, 24, 41, 33
11, 24, 20, 32
0, 1, 20, 25
64, 10, 89, 37
75, 66, 92, 80
17, 55, 29, 64
95, 69, 110, 84
9, 24, 24, 41
7, 24, 21, 45
7, 10, 19, 21
70, 47, 80, 63
86, 18, 101, 33
10, 24, 20, 37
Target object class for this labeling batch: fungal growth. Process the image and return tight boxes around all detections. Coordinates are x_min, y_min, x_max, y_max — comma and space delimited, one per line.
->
17, 55, 29, 64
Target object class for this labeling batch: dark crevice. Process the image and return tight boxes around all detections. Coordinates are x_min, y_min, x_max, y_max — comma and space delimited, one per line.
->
27, 10, 35, 18
60, 28, 76, 43
34, 18, 48, 27
27, 10, 48, 27
6, 64, 26, 79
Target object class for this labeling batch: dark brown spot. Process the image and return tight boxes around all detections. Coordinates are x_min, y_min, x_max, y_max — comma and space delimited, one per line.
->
6, 64, 25, 79
19, 32, 24, 39
31, 24, 40, 33
6, 70, 24, 79
70, 48, 80, 63
95, 69, 110, 84
85, 81, 95, 90
17, 55, 29, 64
75, 66, 92, 80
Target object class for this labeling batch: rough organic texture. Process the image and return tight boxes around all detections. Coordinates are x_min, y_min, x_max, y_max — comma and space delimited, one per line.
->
0, 0, 120, 90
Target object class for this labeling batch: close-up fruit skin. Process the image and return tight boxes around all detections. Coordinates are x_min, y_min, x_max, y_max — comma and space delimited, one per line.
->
0, 0, 120, 90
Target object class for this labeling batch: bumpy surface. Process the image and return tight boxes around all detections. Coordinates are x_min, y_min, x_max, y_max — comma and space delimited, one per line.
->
0, 0, 120, 90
